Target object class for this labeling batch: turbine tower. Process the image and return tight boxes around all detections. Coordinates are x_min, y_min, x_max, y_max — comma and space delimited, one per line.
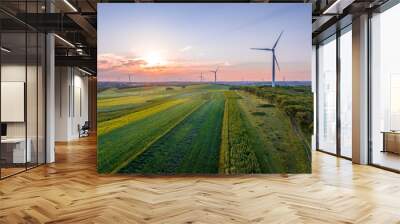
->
200, 72, 203, 82
250, 31, 283, 87
210, 67, 219, 83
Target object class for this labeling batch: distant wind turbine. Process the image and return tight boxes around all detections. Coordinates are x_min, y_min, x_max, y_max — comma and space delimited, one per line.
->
250, 31, 283, 87
210, 66, 219, 83
200, 72, 204, 82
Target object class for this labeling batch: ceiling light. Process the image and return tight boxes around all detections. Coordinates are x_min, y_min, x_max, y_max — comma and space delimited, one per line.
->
63, 0, 78, 12
323, 1, 341, 14
78, 67, 93, 76
54, 34, 75, 48
322, 0, 354, 15
76, 48, 84, 55
1, 47, 11, 53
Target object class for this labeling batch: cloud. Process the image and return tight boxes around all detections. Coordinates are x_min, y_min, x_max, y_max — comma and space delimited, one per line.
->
98, 54, 126, 70
224, 61, 232, 66
98, 54, 147, 72
98, 53, 235, 78
179, 46, 193, 52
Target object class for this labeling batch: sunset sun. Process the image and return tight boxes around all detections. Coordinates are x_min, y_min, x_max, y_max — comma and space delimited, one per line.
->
143, 52, 166, 67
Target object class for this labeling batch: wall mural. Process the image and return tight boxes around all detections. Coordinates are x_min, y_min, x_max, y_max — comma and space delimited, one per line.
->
97, 3, 312, 174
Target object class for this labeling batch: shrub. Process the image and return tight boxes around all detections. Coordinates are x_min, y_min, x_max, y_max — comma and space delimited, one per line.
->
252, 112, 266, 116
237, 85, 313, 139
258, 104, 275, 108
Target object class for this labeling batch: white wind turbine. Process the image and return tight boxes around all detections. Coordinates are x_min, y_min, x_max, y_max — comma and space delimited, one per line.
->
250, 31, 283, 87
210, 66, 219, 83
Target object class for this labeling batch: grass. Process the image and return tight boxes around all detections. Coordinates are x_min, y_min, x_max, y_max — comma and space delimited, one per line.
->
238, 85, 313, 146
97, 87, 208, 123
97, 86, 166, 99
98, 98, 204, 173
221, 91, 262, 174
119, 92, 225, 174
236, 91, 310, 173
98, 98, 186, 136
98, 94, 159, 108
97, 85, 201, 122
219, 100, 229, 174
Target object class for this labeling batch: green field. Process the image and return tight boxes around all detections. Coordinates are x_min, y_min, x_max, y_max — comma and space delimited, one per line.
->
98, 84, 311, 174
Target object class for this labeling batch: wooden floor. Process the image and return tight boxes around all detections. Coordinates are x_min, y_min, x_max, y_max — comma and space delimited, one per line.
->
1, 167, 26, 178
1, 136, 400, 223
372, 150, 400, 171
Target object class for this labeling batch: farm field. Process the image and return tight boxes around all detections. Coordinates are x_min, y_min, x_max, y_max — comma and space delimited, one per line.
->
97, 84, 312, 174
236, 91, 310, 173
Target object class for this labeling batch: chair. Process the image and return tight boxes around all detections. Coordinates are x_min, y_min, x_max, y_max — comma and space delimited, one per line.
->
79, 121, 90, 138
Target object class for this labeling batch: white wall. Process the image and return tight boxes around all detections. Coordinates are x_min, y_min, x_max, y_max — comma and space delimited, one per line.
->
312, 45, 317, 150
1, 64, 26, 81
55, 67, 70, 141
46, 32, 55, 163
55, 67, 89, 141
71, 73, 89, 138
352, 14, 369, 164
1, 82, 25, 122
1, 65, 26, 139
0, 65, 42, 139
1, 63, 46, 164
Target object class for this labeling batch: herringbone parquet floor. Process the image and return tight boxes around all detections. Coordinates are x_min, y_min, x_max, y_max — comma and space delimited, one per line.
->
1, 136, 400, 224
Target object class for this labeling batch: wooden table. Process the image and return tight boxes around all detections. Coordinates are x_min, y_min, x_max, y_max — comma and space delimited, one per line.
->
1, 138, 31, 164
381, 131, 400, 154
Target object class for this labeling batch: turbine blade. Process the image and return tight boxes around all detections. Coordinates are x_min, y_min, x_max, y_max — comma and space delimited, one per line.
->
274, 55, 281, 71
250, 48, 272, 51
273, 31, 284, 49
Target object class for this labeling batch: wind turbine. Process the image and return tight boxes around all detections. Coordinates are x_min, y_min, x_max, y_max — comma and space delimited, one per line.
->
250, 31, 283, 87
210, 66, 219, 83
200, 72, 204, 82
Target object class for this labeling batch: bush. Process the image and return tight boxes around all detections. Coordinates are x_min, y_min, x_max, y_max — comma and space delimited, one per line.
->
252, 112, 266, 116
258, 104, 275, 108
237, 85, 313, 139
